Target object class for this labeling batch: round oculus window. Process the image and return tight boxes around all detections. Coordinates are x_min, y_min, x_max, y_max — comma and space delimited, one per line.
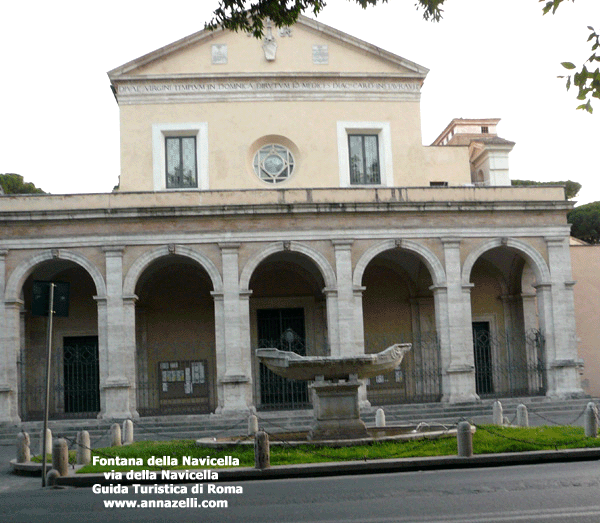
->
253, 144, 294, 183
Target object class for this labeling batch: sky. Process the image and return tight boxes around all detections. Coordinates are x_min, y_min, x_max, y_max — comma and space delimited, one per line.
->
1, 0, 598, 205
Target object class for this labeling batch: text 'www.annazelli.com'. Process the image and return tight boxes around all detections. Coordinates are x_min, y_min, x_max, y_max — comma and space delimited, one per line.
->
103, 498, 228, 509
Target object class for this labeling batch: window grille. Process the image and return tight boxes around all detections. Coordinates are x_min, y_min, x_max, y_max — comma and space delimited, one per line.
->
253, 144, 294, 184
165, 136, 198, 188
348, 134, 380, 184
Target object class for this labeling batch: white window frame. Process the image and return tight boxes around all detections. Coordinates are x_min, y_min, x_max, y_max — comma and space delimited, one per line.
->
337, 121, 393, 188
152, 123, 209, 191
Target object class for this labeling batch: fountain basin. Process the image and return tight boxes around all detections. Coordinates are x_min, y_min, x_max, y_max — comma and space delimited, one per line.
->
256, 343, 412, 381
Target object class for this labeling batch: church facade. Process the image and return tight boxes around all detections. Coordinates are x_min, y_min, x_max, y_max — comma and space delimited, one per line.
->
0, 17, 582, 423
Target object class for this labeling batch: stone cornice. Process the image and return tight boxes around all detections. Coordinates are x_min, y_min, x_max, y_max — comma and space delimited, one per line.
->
0, 199, 574, 223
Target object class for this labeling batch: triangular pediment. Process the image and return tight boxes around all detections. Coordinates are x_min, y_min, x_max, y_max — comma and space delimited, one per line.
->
108, 15, 428, 80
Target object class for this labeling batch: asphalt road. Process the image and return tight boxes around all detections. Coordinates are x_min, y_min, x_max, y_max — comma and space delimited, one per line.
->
2, 460, 600, 523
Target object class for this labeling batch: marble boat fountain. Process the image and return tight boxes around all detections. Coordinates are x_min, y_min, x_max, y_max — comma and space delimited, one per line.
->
256, 343, 412, 440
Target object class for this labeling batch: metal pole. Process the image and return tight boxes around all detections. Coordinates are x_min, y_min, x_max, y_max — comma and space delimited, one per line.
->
41, 283, 55, 487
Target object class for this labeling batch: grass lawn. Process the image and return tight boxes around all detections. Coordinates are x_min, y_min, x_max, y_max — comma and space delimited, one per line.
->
75, 425, 600, 474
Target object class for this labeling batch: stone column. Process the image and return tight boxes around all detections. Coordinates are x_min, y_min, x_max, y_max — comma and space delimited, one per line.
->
97, 247, 135, 419
323, 288, 340, 357
122, 295, 139, 417
0, 250, 21, 423
541, 237, 583, 397
216, 243, 251, 414
439, 238, 478, 403
332, 241, 369, 407
333, 240, 361, 357
352, 286, 366, 354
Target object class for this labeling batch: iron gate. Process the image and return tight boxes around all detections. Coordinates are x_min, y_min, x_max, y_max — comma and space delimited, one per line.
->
20, 336, 100, 421
256, 308, 311, 410
364, 332, 442, 405
63, 336, 100, 414
472, 326, 546, 398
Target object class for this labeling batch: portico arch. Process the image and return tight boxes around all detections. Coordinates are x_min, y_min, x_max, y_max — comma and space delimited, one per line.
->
353, 239, 446, 288
5, 249, 106, 301
4, 249, 105, 421
123, 245, 222, 297
462, 238, 550, 398
462, 238, 550, 286
127, 246, 221, 415
240, 241, 336, 292
356, 240, 444, 404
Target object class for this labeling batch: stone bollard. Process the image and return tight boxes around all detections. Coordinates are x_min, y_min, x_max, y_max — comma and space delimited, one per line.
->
16, 432, 30, 463
254, 430, 270, 470
457, 421, 473, 457
248, 414, 259, 436
516, 404, 529, 427
584, 402, 598, 438
76, 431, 91, 465
39, 428, 52, 459
110, 423, 122, 447
375, 408, 386, 428
123, 420, 134, 445
52, 438, 69, 477
492, 400, 503, 426
46, 468, 61, 487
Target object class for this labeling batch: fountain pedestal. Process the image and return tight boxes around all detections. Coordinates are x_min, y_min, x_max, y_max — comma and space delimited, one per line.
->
309, 376, 368, 440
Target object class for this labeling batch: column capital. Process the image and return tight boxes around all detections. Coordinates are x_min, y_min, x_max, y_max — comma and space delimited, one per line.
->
428, 284, 448, 293
545, 236, 567, 247
210, 291, 224, 302
218, 242, 241, 252
102, 245, 125, 256
332, 239, 354, 249
0, 249, 8, 258
4, 298, 24, 309
352, 286, 366, 296
441, 237, 462, 247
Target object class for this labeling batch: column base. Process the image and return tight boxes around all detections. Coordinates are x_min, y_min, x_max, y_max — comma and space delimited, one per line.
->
442, 365, 480, 404
0, 387, 21, 424
99, 378, 136, 420
218, 375, 252, 413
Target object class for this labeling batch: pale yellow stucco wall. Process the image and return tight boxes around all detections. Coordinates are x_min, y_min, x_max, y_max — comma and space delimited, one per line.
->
117, 99, 470, 192
571, 244, 600, 397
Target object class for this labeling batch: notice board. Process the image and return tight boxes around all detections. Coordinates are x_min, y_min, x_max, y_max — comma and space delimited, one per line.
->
158, 360, 208, 400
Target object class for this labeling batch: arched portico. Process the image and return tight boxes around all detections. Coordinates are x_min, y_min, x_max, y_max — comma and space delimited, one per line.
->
244, 244, 331, 410
355, 240, 443, 405
462, 237, 582, 399
2, 250, 106, 422
125, 246, 221, 416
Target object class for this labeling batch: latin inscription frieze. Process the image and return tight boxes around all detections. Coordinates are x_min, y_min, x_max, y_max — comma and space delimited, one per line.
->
116, 78, 421, 96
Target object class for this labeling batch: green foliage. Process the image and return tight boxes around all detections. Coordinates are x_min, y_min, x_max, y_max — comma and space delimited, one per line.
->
559, 26, 600, 113
568, 201, 600, 244
511, 179, 581, 200
0, 173, 46, 194
541, 0, 599, 113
